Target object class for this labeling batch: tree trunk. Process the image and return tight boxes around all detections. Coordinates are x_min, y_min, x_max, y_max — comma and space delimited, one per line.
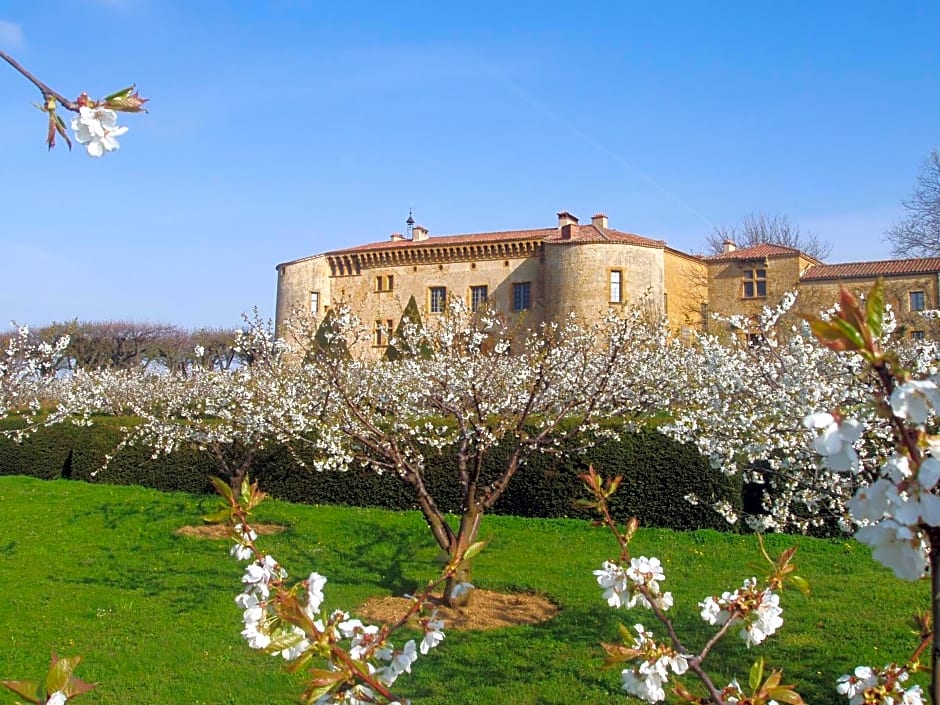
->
442, 503, 484, 607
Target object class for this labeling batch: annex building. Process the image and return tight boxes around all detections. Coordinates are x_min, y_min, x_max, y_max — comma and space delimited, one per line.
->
275, 210, 940, 355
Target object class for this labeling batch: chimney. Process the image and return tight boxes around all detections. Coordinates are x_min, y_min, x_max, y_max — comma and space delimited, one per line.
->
557, 211, 579, 240
722, 240, 737, 253
390, 232, 405, 242
591, 213, 608, 229
412, 224, 429, 241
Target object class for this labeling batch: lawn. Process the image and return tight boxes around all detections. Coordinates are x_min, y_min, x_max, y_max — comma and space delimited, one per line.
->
0, 475, 928, 705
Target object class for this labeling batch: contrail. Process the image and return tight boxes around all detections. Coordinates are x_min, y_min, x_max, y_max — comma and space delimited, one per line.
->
499, 76, 715, 229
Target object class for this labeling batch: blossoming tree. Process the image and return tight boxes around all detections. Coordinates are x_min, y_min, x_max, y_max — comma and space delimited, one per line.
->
287, 300, 680, 607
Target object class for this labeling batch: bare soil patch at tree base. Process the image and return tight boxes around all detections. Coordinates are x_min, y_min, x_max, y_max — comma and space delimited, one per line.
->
357, 589, 559, 630
175, 523, 287, 539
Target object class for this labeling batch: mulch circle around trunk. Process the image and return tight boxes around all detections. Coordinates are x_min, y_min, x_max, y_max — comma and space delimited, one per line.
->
175, 523, 287, 539
356, 589, 559, 630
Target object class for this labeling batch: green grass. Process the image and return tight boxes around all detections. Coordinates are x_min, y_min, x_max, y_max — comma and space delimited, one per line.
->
0, 475, 928, 704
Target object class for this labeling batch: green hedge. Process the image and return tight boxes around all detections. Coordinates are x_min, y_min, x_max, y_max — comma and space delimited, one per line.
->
0, 417, 741, 531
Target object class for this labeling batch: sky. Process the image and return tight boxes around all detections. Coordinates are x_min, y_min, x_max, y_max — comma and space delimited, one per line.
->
1, 1, 938, 330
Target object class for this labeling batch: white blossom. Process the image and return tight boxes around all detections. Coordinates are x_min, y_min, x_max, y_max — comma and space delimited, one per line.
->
70, 105, 128, 157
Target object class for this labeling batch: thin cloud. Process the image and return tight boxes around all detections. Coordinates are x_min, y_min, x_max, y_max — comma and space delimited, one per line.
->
0, 20, 25, 50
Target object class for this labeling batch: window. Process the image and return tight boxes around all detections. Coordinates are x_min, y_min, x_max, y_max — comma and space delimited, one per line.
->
912, 330, 927, 341
742, 268, 767, 298
701, 302, 709, 333
373, 319, 393, 347
512, 282, 531, 311
310, 291, 320, 315
911, 291, 926, 312
470, 285, 488, 312
375, 275, 394, 292
609, 270, 623, 303
429, 286, 447, 314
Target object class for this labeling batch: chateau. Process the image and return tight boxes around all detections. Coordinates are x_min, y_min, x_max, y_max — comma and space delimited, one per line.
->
275, 210, 940, 354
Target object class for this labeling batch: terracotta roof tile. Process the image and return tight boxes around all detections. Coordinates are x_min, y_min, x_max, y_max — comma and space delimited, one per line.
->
703, 243, 807, 261
801, 258, 940, 281
325, 224, 664, 256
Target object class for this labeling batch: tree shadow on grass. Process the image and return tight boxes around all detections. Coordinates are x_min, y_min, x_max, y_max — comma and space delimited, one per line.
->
286, 518, 432, 596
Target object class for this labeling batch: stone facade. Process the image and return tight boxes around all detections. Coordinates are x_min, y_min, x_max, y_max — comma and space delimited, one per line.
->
275, 211, 940, 356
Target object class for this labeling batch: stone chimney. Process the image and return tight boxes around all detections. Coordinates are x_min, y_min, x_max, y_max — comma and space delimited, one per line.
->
722, 240, 737, 253
557, 211, 579, 240
591, 213, 608, 229
390, 232, 405, 242
412, 224, 429, 241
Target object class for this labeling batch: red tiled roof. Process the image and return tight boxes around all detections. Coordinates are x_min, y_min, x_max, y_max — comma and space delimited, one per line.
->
703, 243, 809, 262
801, 258, 940, 281
325, 223, 665, 256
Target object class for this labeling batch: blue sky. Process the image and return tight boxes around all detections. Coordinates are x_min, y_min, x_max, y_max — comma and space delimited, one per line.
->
1, 1, 938, 330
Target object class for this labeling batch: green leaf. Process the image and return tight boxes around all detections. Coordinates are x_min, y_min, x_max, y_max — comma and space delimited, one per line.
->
201, 509, 231, 524
788, 574, 810, 597
1, 679, 42, 703
209, 476, 233, 502
866, 279, 885, 339
749, 656, 764, 692
462, 540, 487, 561
101, 86, 135, 102
768, 687, 806, 705
829, 316, 866, 349
45, 655, 79, 695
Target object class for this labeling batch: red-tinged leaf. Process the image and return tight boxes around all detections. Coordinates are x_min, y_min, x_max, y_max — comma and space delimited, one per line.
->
54, 114, 71, 151
306, 668, 346, 688
63, 675, 96, 699
672, 681, 704, 703
749, 656, 764, 692
768, 687, 806, 705
838, 286, 861, 318
45, 114, 57, 151
100, 85, 149, 112
606, 475, 623, 496
1, 679, 41, 703
761, 668, 782, 691
806, 319, 854, 351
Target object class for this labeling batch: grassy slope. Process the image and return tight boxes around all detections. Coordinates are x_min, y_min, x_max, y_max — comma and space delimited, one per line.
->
0, 475, 928, 705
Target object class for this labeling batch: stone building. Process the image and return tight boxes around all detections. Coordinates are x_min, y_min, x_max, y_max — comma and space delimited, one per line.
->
799, 258, 940, 339
275, 210, 940, 355
276, 211, 709, 354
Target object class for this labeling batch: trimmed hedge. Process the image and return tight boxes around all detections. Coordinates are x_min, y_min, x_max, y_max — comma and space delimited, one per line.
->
0, 416, 741, 531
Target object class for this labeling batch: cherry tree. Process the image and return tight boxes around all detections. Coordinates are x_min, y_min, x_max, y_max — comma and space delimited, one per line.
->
287, 300, 677, 606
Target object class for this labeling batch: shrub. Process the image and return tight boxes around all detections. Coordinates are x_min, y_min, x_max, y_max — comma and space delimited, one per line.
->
0, 416, 740, 531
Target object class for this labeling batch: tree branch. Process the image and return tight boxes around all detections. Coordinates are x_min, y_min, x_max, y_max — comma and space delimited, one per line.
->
0, 50, 78, 111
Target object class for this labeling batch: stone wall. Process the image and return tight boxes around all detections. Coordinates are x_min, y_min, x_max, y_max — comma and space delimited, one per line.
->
542, 241, 665, 322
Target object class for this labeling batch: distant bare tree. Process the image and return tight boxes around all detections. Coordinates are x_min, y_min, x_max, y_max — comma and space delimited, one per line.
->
705, 213, 832, 261
886, 149, 940, 258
